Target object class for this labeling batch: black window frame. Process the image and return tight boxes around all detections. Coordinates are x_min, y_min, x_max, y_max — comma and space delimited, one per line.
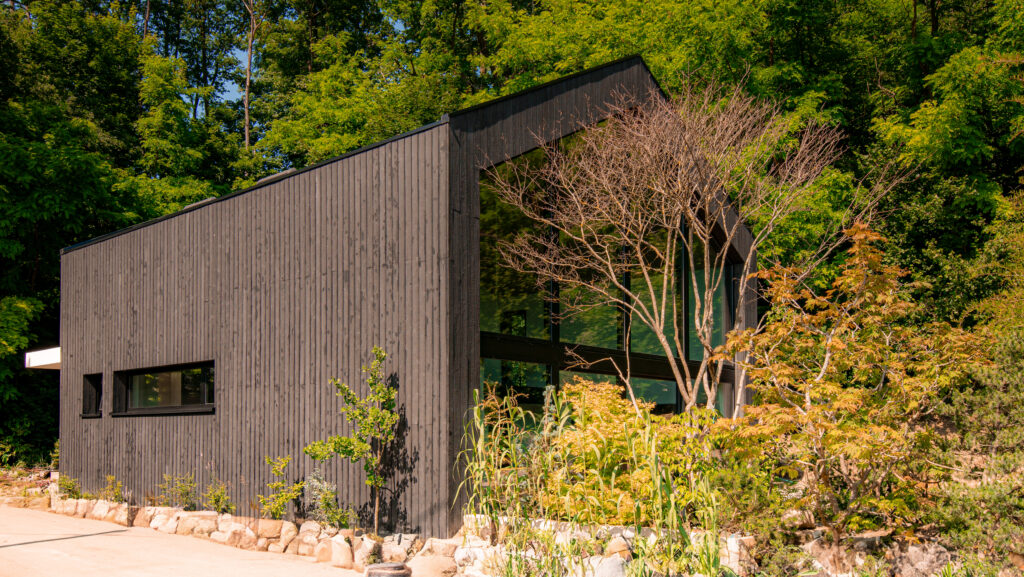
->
81, 373, 103, 418
111, 361, 216, 417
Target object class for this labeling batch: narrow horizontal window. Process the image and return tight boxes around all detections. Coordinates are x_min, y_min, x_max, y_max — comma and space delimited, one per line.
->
113, 362, 214, 416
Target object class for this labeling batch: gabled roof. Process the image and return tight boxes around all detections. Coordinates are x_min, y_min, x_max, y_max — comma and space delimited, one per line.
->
61, 55, 659, 255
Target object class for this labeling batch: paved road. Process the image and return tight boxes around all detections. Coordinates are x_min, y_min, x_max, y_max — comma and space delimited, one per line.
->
0, 506, 360, 576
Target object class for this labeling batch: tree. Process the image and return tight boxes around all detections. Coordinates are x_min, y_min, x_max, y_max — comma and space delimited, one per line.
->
486, 85, 896, 414
726, 225, 984, 570
304, 347, 399, 534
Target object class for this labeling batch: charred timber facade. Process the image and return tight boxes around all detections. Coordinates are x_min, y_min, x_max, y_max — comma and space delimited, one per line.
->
59, 56, 754, 537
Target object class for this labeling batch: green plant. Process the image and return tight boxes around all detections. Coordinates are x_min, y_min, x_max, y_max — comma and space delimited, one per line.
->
58, 475, 83, 499
201, 476, 235, 514
49, 440, 59, 469
304, 346, 398, 533
98, 475, 125, 502
157, 473, 198, 510
304, 468, 354, 528
257, 456, 304, 519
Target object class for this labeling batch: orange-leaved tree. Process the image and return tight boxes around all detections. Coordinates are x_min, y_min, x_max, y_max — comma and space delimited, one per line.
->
723, 224, 985, 569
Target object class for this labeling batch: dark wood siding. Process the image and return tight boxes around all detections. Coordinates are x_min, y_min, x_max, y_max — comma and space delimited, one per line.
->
60, 124, 451, 536
445, 56, 664, 532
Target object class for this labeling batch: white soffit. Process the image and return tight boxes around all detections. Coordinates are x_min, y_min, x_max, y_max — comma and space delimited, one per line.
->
25, 347, 60, 370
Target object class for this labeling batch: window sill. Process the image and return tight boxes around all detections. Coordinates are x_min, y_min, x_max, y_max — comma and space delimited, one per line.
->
111, 405, 215, 417
80, 412, 102, 419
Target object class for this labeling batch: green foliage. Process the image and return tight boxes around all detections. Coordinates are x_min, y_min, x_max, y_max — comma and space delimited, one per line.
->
57, 475, 83, 499
201, 476, 235, 514
257, 456, 304, 520
929, 476, 1024, 562
157, 473, 198, 510
98, 475, 125, 503
727, 225, 985, 540
304, 346, 398, 532
303, 468, 354, 528
462, 379, 726, 575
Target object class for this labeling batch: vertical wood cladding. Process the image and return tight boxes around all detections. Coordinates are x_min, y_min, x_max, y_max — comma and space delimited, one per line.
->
60, 124, 451, 536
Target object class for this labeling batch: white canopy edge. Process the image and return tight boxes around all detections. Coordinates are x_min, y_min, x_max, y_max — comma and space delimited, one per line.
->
25, 347, 61, 370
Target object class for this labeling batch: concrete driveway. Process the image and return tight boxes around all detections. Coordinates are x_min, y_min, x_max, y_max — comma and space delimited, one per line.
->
0, 506, 361, 577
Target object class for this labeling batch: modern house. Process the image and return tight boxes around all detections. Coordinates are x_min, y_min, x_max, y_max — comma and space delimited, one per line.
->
43, 56, 757, 537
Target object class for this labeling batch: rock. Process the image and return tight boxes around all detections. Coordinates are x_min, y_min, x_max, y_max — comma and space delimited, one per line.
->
255, 537, 269, 552
593, 555, 626, 577
297, 531, 320, 556
299, 521, 321, 535
781, 509, 815, 530
133, 507, 153, 527
217, 514, 234, 533
604, 536, 632, 560
268, 542, 286, 554
889, 542, 951, 577
354, 537, 382, 572
176, 512, 219, 536
423, 538, 459, 557
284, 537, 300, 555
88, 501, 111, 520
234, 527, 258, 550
321, 525, 339, 538
721, 534, 758, 577
329, 535, 354, 569
366, 562, 413, 577
314, 539, 334, 563
210, 531, 230, 544
25, 496, 50, 511
257, 519, 283, 539
462, 514, 494, 541
279, 521, 298, 548
1009, 552, 1024, 571
999, 569, 1024, 577
408, 555, 458, 577
382, 540, 409, 563
104, 503, 129, 526
74, 499, 92, 518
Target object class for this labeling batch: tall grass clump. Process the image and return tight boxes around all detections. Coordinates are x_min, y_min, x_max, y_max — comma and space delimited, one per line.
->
460, 377, 729, 576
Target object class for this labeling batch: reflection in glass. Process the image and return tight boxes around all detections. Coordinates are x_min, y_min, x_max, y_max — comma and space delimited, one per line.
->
480, 173, 548, 339
481, 358, 549, 413
630, 377, 677, 414
559, 285, 620, 349
129, 365, 214, 409
631, 273, 682, 356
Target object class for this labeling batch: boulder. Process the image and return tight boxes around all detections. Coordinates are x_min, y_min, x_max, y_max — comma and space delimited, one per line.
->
593, 555, 626, 577
233, 527, 259, 550
462, 515, 495, 541
299, 520, 321, 535
284, 537, 300, 555
268, 542, 286, 554
103, 503, 129, 526
88, 501, 111, 520
721, 534, 758, 577
354, 537, 382, 572
314, 540, 334, 563
217, 514, 234, 533
329, 535, 354, 569
257, 519, 283, 539
408, 555, 457, 577
133, 507, 155, 527
255, 537, 269, 552
423, 538, 459, 557
210, 531, 230, 544
176, 512, 219, 536
74, 499, 92, 518
604, 536, 632, 560
889, 542, 951, 577
297, 531, 320, 556
279, 521, 298, 548
382, 540, 409, 563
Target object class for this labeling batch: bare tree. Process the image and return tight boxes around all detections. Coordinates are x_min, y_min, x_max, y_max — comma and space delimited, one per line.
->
487, 84, 902, 415
241, 0, 266, 153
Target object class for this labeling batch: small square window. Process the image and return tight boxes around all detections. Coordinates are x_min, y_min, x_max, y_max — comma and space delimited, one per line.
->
82, 373, 102, 418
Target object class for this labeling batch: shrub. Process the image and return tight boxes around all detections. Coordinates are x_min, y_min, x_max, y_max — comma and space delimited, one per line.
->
257, 456, 304, 519
304, 469, 354, 528
304, 347, 398, 533
58, 475, 83, 499
98, 475, 125, 503
157, 473, 197, 510
201, 476, 235, 514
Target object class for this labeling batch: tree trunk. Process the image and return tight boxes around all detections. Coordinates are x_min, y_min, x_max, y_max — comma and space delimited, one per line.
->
143, 0, 151, 36
244, 13, 254, 152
